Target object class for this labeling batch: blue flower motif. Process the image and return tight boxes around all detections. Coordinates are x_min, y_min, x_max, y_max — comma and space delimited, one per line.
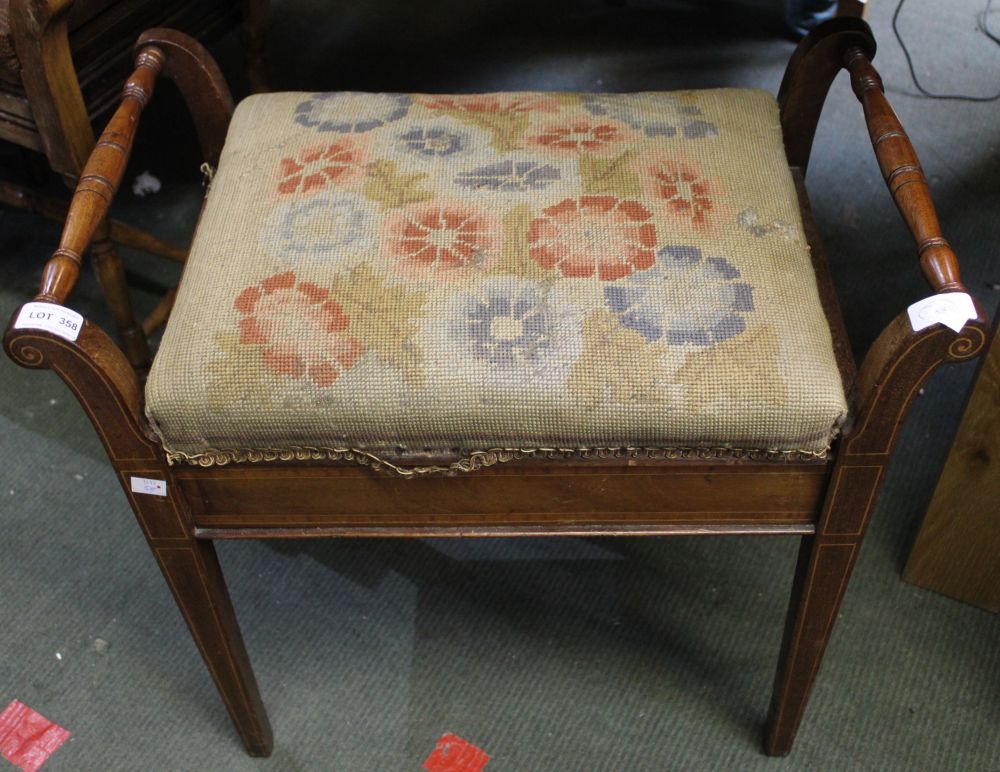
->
262, 192, 377, 262
455, 160, 562, 192
604, 245, 753, 346
295, 92, 411, 133
581, 94, 719, 140
581, 94, 645, 127
399, 126, 466, 156
643, 123, 678, 138
452, 279, 555, 367
681, 120, 718, 139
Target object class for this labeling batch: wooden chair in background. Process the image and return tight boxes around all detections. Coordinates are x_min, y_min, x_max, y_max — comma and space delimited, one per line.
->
4, 18, 989, 759
0, 0, 269, 368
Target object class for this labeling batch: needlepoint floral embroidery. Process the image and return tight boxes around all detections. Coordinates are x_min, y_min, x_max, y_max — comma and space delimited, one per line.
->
455, 160, 562, 191
417, 94, 561, 115
681, 120, 718, 139
383, 202, 500, 272
429, 277, 584, 386
417, 94, 564, 151
581, 93, 719, 139
528, 119, 629, 154
295, 92, 411, 133
604, 245, 754, 345
452, 278, 554, 367
527, 196, 656, 280
642, 159, 715, 228
399, 126, 466, 157
262, 192, 377, 262
234, 272, 363, 387
147, 88, 848, 463
277, 140, 366, 195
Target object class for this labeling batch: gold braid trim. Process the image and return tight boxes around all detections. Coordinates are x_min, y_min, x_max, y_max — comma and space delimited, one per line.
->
164, 443, 830, 476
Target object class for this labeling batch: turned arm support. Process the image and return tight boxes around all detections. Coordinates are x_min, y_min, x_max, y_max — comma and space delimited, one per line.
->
36, 28, 235, 306
5, 30, 236, 460
839, 50, 984, 453
781, 19, 967, 294
778, 17, 876, 172
135, 29, 235, 168
844, 47, 965, 293
779, 19, 987, 456
36, 46, 164, 305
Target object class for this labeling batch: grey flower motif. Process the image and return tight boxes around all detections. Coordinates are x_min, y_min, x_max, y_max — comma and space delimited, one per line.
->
262, 192, 377, 262
399, 126, 466, 156
604, 245, 753, 346
295, 92, 411, 133
581, 94, 646, 128
452, 279, 555, 367
455, 160, 561, 192
581, 94, 719, 140
681, 120, 718, 139
644, 124, 678, 138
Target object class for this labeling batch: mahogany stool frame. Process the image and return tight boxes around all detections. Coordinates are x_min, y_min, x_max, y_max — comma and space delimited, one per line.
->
3, 19, 989, 758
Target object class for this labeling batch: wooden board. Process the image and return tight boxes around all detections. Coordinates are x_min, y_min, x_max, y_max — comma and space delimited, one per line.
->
904, 318, 1000, 612
177, 461, 829, 534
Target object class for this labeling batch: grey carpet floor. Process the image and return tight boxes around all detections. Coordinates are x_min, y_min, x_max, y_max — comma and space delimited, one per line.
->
1, 0, 998, 769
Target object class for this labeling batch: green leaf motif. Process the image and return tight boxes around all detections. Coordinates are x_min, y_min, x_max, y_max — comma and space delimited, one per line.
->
330, 264, 427, 386
579, 150, 642, 198
495, 204, 552, 279
568, 311, 666, 408
363, 160, 434, 210
674, 325, 788, 413
438, 109, 530, 152
206, 331, 277, 411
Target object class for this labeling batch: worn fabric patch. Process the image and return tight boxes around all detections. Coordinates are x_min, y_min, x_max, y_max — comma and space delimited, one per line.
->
146, 89, 847, 465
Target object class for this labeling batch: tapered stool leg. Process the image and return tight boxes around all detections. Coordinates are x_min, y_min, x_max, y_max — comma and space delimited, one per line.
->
765, 532, 863, 755
765, 461, 886, 755
149, 536, 273, 756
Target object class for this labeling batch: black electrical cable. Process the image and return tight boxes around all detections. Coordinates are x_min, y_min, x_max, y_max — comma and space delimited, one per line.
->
892, 0, 1000, 101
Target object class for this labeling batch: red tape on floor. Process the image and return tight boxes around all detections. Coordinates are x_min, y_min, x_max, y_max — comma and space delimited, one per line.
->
0, 700, 71, 772
423, 732, 490, 772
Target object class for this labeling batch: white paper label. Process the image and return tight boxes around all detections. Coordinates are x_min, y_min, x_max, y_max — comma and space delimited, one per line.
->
907, 292, 976, 334
14, 302, 83, 342
130, 476, 167, 497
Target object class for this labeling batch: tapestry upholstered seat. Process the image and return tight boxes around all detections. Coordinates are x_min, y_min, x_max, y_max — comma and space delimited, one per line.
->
145, 88, 847, 470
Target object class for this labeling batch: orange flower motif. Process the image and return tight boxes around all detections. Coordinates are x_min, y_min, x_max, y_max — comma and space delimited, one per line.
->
276, 140, 366, 195
234, 271, 363, 387
527, 196, 657, 280
383, 203, 500, 272
644, 159, 714, 228
528, 119, 628, 154
417, 94, 561, 114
